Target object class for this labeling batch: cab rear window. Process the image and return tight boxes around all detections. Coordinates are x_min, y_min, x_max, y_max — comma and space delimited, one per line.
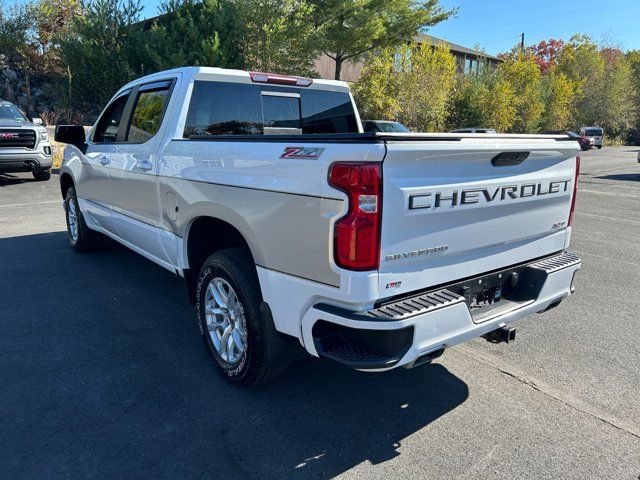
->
183, 81, 358, 137
585, 129, 603, 136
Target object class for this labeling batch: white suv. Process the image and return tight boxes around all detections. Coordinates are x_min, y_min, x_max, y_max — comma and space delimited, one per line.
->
579, 126, 604, 149
0, 101, 53, 181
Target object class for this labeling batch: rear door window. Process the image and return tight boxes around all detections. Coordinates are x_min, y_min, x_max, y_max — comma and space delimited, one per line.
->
301, 90, 358, 134
184, 82, 263, 136
183, 81, 359, 137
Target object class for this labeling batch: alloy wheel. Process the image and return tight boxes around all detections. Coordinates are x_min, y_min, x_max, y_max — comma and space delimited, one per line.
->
204, 277, 248, 364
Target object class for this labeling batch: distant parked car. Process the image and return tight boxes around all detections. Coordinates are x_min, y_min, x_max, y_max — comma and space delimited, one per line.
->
364, 120, 410, 133
579, 126, 603, 149
567, 131, 592, 151
449, 127, 497, 134
0, 101, 53, 181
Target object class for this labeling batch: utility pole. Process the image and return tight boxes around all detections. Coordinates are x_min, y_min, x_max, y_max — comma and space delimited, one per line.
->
520, 33, 525, 51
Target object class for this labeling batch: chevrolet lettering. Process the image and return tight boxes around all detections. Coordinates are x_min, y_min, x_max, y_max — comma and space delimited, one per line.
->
409, 179, 572, 210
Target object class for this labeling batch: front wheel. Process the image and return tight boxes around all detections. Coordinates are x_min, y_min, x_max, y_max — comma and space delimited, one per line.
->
64, 186, 100, 252
196, 248, 288, 386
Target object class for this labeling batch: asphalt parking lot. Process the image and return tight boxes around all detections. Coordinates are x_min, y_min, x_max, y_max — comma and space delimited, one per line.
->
1, 146, 639, 479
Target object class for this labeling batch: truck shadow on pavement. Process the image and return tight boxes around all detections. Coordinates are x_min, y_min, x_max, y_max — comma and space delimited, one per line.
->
0, 173, 36, 186
595, 173, 640, 182
0, 231, 469, 479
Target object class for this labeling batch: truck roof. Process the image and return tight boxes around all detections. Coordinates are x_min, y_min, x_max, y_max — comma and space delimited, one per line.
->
117, 66, 352, 96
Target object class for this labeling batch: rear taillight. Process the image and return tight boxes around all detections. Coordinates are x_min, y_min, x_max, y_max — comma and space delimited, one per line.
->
568, 155, 580, 226
329, 163, 382, 271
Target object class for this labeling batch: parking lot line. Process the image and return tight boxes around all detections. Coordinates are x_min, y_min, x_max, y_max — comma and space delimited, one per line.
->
0, 200, 61, 209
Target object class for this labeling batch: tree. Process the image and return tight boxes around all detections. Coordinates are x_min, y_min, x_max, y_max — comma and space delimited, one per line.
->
601, 52, 636, 137
498, 53, 544, 132
540, 68, 575, 131
0, 3, 43, 115
233, 0, 320, 76
448, 60, 491, 130
354, 42, 455, 131
143, 0, 243, 72
352, 47, 400, 120
527, 39, 564, 74
30, 0, 81, 60
556, 35, 606, 127
398, 42, 456, 131
58, 0, 145, 108
479, 75, 515, 132
626, 49, 640, 89
625, 50, 640, 142
309, 0, 454, 79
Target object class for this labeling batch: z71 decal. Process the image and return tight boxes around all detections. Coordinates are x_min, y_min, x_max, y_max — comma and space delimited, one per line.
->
280, 146, 325, 160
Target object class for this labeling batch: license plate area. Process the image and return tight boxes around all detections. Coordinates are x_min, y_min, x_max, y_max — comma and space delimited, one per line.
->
444, 263, 547, 323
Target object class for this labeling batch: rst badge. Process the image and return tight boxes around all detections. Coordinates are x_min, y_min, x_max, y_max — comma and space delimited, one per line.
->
280, 146, 325, 160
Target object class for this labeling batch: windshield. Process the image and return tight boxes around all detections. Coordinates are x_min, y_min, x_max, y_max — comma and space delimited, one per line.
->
585, 129, 602, 136
377, 122, 410, 133
0, 104, 28, 122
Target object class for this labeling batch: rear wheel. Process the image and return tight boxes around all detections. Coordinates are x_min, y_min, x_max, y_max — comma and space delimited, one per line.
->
196, 248, 288, 386
64, 186, 100, 252
597, 145, 602, 149
33, 169, 51, 181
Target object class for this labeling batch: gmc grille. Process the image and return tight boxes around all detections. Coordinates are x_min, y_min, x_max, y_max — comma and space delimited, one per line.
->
0, 129, 37, 149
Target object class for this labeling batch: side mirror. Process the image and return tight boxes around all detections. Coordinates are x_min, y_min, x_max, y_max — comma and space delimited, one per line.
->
32, 117, 44, 126
55, 125, 86, 146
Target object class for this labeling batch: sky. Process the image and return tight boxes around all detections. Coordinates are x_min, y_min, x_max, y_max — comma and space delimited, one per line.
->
427, 0, 640, 55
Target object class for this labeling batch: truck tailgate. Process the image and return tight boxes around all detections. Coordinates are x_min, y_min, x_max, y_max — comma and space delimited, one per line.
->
379, 135, 579, 297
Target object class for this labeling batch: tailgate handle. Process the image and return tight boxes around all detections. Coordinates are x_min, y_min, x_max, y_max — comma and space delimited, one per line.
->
491, 151, 529, 167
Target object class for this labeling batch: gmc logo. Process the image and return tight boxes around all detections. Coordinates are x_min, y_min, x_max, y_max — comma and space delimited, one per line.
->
0, 133, 20, 139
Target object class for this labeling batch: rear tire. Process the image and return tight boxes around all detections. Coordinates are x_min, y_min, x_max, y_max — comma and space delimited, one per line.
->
33, 169, 51, 181
597, 145, 602, 149
196, 248, 288, 386
64, 186, 100, 252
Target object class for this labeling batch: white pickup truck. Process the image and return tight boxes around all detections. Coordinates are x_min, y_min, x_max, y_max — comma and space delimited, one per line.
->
55, 67, 581, 386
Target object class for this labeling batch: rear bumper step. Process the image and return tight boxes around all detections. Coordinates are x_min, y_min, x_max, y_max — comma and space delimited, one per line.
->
304, 251, 581, 371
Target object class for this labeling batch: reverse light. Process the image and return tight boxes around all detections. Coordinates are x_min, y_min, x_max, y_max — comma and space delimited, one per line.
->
249, 71, 313, 87
329, 163, 382, 271
568, 155, 580, 226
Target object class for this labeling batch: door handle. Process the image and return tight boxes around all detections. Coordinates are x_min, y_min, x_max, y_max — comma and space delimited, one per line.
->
98, 155, 110, 165
137, 160, 153, 172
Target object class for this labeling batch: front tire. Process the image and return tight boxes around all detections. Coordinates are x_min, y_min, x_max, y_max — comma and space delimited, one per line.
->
33, 169, 51, 181
64, 186, 100, 252
196, 248, 287, 386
